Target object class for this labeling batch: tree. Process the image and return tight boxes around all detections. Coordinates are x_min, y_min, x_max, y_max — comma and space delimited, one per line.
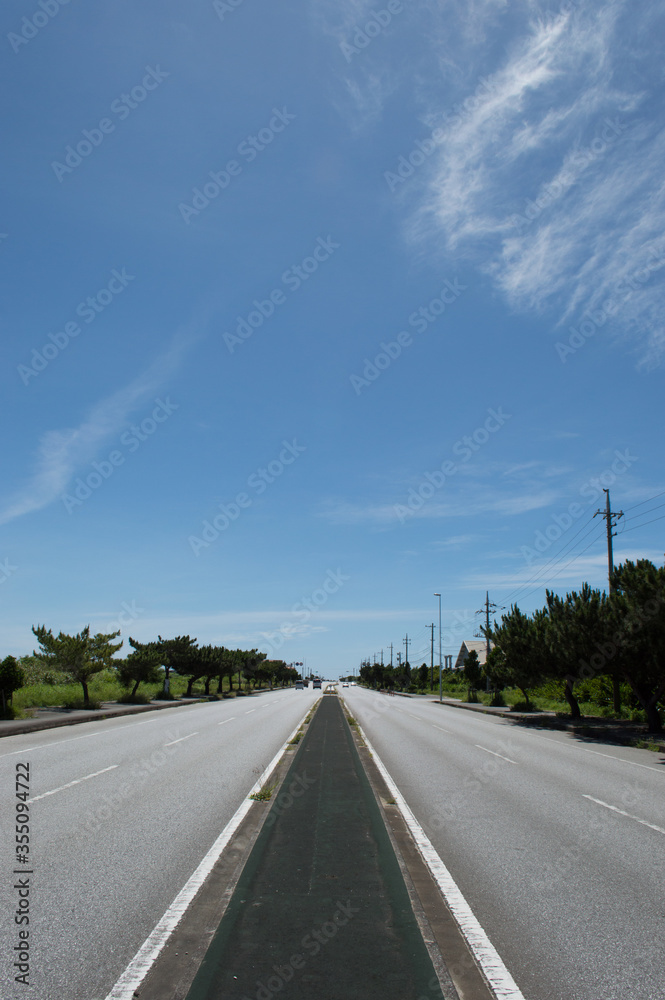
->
610, 560, 665, 732
0, 656, 25, 714
488, 606, 543, 709
118, 639, 163, 699
157, 635, 199, 697
32, 625, 122, 706
462, 649, 483, 699
417, 663, 429, 689
544, 586, 608, 719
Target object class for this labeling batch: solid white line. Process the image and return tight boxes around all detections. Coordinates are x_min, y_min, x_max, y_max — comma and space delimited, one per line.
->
217, 717, 236, 726
356, 722, 525, 1000
475, 745, 517, 765
28, 765, 119, 803
104, 707, 311, 1000
528, 734, 664, 773
164, 733, 198, 746
583, 795, 665, 836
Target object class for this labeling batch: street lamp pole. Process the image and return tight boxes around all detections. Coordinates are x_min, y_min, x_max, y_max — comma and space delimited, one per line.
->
434, 593, 442, 703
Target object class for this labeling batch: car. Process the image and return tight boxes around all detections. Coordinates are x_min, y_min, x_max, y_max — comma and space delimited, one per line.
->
295, 680, 304, 689
342, 682, 349, 687
312, 679, 322, 689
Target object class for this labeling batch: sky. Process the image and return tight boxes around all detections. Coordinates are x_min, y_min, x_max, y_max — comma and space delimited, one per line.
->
1, 0, 664, 676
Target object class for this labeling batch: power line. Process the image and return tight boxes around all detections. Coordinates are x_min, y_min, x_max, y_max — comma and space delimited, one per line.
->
619, 512, 665, 534
622, 489, 665, 513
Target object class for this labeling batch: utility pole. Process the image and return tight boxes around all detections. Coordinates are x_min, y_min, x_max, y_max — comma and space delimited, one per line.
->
389, 642, 393, 667
428, 623, 435, 689
594, 488, 624, 712
397, 651, 402, 667
403, 634, 409, 669
476, 592, 500, 692
380, 648, 384, 666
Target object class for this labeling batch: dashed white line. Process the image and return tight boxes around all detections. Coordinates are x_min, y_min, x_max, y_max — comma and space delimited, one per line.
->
432, 725, 451, 734
217, 717, 236, 726
164, 733, 198, 746
583, 795, 665, 836
528, 734, 664, 773
28, 765, 119, 803
245, 709, 256, 715
475, 745, 517, 765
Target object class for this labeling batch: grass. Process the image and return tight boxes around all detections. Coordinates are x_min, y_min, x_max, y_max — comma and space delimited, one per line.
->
9, 667, 274, 718
405, 677, 657, 723
289, 730, 304, 745
249, 780, 277, 801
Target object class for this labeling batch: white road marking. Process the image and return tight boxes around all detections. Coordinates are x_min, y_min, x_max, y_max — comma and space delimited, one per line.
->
164, 733, 198, 746
245, 709, 256, 715
28, 765, 119, 803
583, 795, 665, 836
104, 707, 312, 1000
528, 734, 664, 773
217, 717, 236, 726
356, 722, 525, 1000
432, 725, 451, 734
475, 745, 517, 765
407, 713, 420, 720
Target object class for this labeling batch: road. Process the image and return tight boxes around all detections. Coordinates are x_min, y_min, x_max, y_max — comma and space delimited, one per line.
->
341, 686, 665, 1000
0, 688, 320, 1000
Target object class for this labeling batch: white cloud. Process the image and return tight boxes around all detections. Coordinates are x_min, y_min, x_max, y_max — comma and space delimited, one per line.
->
0, 335, 189, 525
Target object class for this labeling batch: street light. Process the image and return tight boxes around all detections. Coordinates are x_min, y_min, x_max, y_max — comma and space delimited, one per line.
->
434, 593, 442, 703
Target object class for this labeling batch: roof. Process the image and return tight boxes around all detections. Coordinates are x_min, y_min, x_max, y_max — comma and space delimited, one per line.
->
454, 640, 488, 669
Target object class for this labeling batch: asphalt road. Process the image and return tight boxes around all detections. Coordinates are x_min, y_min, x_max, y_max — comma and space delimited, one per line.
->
0, 688, 320, 1000
341, 686, 665, 1000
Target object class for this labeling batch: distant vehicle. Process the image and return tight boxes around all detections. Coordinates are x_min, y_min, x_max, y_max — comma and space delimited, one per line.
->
312, 678, 322, 689
295, 680, 304, 689
342, 682, 349, 688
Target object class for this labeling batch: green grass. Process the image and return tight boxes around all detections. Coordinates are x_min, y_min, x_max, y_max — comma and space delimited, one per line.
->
249, 780, 277, 801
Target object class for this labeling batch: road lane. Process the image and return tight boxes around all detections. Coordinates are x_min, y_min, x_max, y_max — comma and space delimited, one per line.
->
342, 686, 665, 1000
0, 688, 319, 1000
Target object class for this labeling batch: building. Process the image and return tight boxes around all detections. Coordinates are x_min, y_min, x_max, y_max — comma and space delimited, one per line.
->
454, 640, 488, 670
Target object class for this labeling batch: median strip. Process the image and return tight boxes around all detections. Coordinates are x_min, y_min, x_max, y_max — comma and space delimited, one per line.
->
28, 765, 119, 803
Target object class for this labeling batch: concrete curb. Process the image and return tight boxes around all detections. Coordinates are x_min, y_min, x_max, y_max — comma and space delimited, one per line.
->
0, 697, 212, 739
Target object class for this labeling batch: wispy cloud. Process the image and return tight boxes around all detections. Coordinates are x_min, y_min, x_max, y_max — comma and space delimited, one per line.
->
0, 335, 189, 525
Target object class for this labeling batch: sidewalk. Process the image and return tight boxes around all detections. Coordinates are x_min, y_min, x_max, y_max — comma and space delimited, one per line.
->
184, 694, 454, 1000
0, 696, 210, 738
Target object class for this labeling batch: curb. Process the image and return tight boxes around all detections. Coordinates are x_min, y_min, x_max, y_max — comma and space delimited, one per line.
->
0, 697, 212, 739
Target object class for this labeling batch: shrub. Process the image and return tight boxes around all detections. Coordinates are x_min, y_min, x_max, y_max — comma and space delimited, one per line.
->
62, 697, 102, 710
117, 692, 151, 705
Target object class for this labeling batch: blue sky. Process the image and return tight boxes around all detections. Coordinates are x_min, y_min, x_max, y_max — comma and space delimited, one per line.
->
1, 0, 664, 675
